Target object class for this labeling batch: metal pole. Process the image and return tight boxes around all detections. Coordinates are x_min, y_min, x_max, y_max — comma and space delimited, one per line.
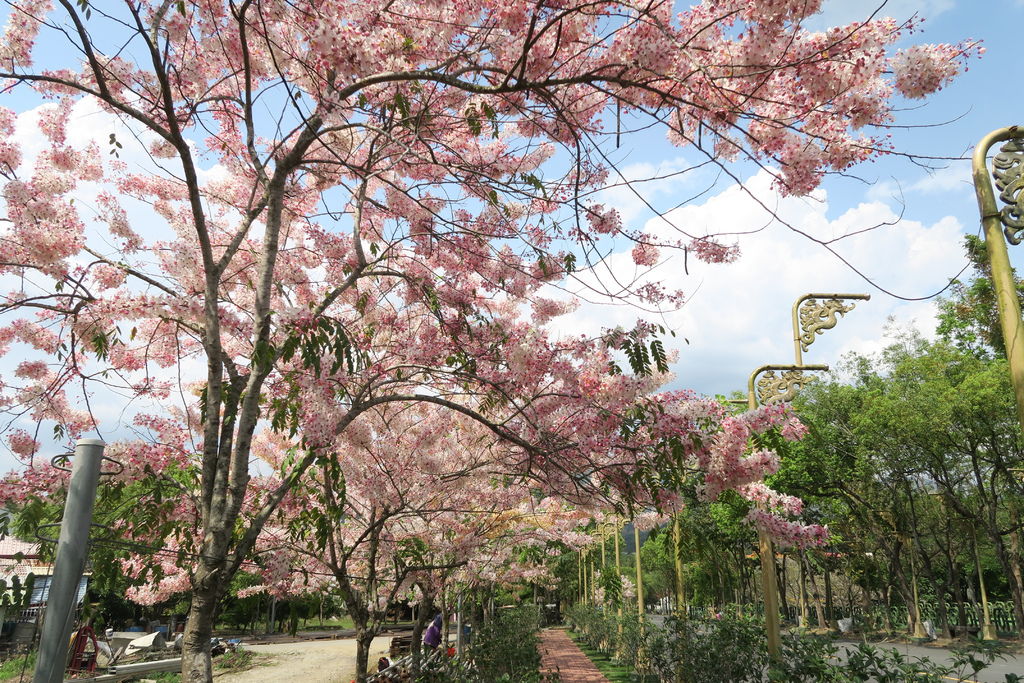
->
747, 385, 782, 658
633, 524, 644, 619
973, 126, 1024, 435
590, 556, 596, 603
33, 438, 104, 683
456, 593, 464, 656
614, 520, 623, 641
578, 550, 584, 604
973, 524, 998, 640
583, 550, 589, 604
673, 516, 685, 616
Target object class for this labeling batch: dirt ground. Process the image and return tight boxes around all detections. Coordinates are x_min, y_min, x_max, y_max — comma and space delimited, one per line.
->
214, 636, 391, 683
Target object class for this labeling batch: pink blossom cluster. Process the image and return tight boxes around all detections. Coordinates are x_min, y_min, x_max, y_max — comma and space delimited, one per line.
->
631, 240, 660, 267
746, 507, 829, 549
0, 0, 50, 69
689, 238, 740, 264
0, 0, 977, 618
891, 43, 980, 99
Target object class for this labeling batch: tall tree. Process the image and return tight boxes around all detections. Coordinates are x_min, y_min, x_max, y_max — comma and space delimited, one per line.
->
0, 2, 976, 679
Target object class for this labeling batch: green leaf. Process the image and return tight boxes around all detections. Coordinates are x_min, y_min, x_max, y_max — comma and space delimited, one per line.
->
466, 112, 481, 137
393, 92, 410, 119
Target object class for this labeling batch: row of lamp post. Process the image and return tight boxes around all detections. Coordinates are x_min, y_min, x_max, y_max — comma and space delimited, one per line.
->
742, 292, 868, 657
576, 126, 1023, 649
741, 116, 1024, 652
742, 124, 1024, 651
577, 518, 646, 624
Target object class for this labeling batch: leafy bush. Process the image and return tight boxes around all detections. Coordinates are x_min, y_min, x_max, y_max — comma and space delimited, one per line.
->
416, 606, 556, 683
566, 605, 1013, 683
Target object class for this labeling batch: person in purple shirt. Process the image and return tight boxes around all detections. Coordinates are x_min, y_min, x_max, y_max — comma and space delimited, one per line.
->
423, 614, 442, 649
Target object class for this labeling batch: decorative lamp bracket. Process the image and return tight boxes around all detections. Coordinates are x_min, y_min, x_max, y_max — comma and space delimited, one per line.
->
791, 293, 870, 364
992, 137, 1024, 245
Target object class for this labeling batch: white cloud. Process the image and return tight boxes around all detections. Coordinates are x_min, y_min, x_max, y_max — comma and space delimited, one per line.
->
867, 160, 973, 205
593, 156, 704, 227
549, 170, 969, 398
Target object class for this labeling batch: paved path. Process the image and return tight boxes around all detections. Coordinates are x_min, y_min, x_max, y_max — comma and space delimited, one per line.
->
539, 628, 609, 682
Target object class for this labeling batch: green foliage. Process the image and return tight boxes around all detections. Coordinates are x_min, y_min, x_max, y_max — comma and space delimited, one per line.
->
0, 574, 34, 608
838, 640, 999, 683
566, 606, 1009, 683
651, 611, 769, 683
936, 235, 1024, 357
5, 460, 204, 626
779, 322, 1023, 634
0, 651, 35, 681
597, 567, 623, 607
416, 606, 551, 682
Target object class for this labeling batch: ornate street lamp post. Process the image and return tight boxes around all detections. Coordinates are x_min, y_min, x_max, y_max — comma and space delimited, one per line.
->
748, 362, 827, 659
673, 516, 685, 616
972, 127, 1024, 434
634, 523, 645, 620
744, 293, 869, 658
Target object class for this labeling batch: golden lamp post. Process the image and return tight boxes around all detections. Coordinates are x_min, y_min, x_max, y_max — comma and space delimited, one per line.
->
633, 523, 645, 620
743, 293, 869, 657
602, 518, 627, 646
972, 127, 1024, 435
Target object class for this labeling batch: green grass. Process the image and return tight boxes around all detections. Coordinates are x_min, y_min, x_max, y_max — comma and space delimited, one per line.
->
0, 651, 35, 681
297, 615, 355, 630
565, 631, 634, 683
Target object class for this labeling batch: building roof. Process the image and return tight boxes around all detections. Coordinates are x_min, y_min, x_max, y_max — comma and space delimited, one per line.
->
0, 537, 43, 579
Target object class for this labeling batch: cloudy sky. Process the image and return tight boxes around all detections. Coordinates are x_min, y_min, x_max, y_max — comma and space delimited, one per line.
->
549, 0, 1024, 398
2, 0, 1024, 470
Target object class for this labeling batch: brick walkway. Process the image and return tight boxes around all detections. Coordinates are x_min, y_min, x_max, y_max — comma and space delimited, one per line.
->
539, 628, 610, 682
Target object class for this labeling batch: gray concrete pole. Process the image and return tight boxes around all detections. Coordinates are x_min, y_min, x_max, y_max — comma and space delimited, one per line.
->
455, 594, 463, 657
33, 438, 104, 683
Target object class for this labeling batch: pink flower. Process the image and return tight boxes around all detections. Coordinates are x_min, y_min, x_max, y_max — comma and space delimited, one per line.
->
631, 241, 659, 267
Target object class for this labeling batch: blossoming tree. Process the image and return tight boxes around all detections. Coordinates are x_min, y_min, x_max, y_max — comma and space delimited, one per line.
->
246, 404, 600, 680
0, 1, 976, 679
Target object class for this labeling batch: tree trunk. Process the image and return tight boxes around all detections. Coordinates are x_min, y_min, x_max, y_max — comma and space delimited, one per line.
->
1010, 523, 1024, 636
354, 628, 375, 682
882, 585, 893, 633
989, 525, 1024, 636
823, 561, 836, 629
777, 553, 789, 620
289, 602, 299, 637
799, 550, 809, 628
803, 554, 827, 629
410, 594, 434, 677
181, 577, 220, 683
943, 529, 968, 636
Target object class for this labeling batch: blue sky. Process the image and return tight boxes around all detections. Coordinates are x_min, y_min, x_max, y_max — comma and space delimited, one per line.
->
549, 0, 1024, 400
2, 0, 1024, 469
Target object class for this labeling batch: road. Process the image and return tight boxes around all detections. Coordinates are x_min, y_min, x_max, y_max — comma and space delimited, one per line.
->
835, 640, 1022, 683
216, 636, 392, 682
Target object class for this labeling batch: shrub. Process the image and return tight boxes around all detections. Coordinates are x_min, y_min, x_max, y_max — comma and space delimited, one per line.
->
566, 605, 1011, 683
416, 606, 554, 683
